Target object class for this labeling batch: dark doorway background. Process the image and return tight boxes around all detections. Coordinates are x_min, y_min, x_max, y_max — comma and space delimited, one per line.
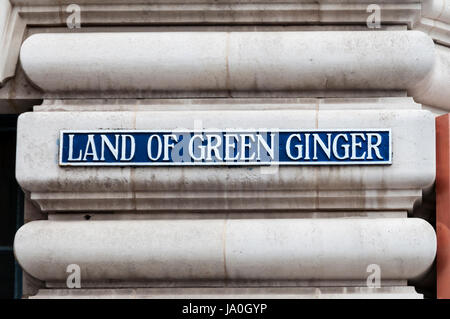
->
0, 115, 23, 299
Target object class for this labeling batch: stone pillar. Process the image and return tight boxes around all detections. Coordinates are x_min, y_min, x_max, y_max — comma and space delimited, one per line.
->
12, 31, 438, 298
1, 0, 448, 299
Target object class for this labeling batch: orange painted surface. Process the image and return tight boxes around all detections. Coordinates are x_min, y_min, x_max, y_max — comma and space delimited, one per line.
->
436, 114, 450, 299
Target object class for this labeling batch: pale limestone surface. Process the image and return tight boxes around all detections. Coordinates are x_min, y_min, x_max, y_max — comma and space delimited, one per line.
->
19, 31, 435, 93
418, 0, 450, 46
412, 45, 450, 109
0, 0, 25, 85
3, 0, 446, 299
16, 101, 435, 212
14, 218, 436, 283
1, 1, 448, 106
423, 0, 450, 21
0, 0, 424, 88
30, 287, 424, 299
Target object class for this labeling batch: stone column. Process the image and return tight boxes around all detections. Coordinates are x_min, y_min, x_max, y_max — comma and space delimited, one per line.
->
0, 0, 448, 299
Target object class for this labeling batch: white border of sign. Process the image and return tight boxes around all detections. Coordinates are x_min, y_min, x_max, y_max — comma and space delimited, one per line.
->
59, 128, 392, 166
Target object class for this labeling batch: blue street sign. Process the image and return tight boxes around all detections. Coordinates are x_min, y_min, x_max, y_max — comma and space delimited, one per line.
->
59, 129, 392, 166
